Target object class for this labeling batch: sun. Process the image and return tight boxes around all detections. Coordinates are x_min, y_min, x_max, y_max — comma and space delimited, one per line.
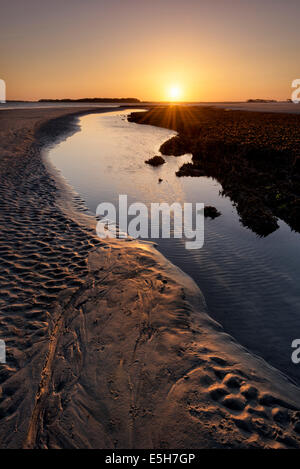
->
168, 85, 182, 101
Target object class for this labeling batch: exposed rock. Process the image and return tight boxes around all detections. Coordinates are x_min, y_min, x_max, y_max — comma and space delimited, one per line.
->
204, 206, 221, 219
145, 155, 165, 166
176, 162, 205, 177
160, 135, 190, 156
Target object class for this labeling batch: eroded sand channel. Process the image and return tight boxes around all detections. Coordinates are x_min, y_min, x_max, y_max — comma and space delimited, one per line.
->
49, 110, 300, 386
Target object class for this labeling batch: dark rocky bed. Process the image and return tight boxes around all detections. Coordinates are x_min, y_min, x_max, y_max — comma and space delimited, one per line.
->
129, 106, 300, 237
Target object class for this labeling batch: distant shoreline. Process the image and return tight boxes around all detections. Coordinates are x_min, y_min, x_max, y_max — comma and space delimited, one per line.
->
2, 100, 300, 114
38, 97, 141, 103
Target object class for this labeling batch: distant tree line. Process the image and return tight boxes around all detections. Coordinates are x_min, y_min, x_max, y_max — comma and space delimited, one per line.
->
38, 97, 140, 103
247, 99, 277, 103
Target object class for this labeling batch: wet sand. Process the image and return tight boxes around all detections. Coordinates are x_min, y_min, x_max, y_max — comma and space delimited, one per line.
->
1, 107, 300, 448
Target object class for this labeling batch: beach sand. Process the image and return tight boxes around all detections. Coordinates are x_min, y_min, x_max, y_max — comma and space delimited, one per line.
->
1, 107, 300, 449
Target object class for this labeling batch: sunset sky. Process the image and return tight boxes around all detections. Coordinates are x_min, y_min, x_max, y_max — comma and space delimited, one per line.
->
1, 0, 299, 102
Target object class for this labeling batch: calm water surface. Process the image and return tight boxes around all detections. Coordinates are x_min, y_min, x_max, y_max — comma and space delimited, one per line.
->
49, 110, 300, 385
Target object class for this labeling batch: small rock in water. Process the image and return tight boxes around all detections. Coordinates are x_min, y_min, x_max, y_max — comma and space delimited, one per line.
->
145, 155, 165, 166
204, 206, 221, 219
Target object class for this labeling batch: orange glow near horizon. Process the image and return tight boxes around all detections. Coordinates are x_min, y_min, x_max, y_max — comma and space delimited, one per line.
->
1, 1, 300, 102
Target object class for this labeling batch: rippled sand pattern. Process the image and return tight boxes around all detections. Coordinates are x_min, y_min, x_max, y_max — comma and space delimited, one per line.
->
0, 108, 103, 444
23, 241, 300, 449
